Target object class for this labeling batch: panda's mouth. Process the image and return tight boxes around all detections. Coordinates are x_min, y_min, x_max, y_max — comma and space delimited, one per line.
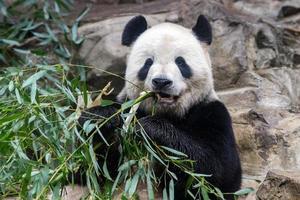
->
155, 92, 179, 104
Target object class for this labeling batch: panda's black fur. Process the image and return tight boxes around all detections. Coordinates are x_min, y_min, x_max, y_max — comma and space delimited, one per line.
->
77, 15, 242, 200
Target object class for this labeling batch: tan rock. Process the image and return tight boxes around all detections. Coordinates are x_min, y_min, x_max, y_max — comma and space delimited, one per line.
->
256, 170, 300, 200
230, 108, 300, 177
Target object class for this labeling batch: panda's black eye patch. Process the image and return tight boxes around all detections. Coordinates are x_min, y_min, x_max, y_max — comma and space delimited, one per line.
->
175, 56, 192, 78
138, 58, 153, 81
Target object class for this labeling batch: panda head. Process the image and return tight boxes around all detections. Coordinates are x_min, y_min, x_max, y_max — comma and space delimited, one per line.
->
118, 15, 218, 117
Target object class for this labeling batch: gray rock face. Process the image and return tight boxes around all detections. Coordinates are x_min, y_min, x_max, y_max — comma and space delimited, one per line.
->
228, 107, 300, 176
256, 170, 300, 200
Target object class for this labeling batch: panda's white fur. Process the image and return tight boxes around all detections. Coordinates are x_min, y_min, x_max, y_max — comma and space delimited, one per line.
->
118, 23, 218, 116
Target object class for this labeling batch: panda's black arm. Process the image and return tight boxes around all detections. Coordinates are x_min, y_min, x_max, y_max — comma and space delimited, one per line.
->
139, 115, 226, 198
139, 101, 242, 199
139, 115, 222, 172
78, 104, 122, 138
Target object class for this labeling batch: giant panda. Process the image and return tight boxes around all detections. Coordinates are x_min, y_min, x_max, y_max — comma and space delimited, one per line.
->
78, 15, 242, 200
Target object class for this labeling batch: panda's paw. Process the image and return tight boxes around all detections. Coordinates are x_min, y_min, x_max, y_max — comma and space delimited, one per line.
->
138, 116, 166, 142
78, 105, 120, 130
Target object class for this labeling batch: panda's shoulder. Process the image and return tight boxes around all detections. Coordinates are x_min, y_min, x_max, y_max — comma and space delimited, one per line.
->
190, 100, 230, 116
186, 100, 232, 130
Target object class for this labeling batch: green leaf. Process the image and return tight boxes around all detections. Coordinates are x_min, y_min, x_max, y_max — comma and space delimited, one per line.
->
71, 22, 78, 42
184, 171, 212, 177
51, 183, 61, 200
95, 125, 109, 146
201, 187, 210, 200
43, 2, 49, 20
118, 160, 137, 172
0, 86, 7, 96
215, 188, 225, 200
76, 6, 90, 22
0, 113, 24, 124
32, 32, 49, 39
121, 99, 135, 110
15, 88, 23, 104
234, 187, 254, 196
8, 80, 14, 91
89, 144, 100, 176
0, 3, 7, 16
22, 70, 47, 88
111, 172, 121, 193
103, 159, 113, 181
22, 22, 43, 31
83, 120, 95, 134
169, 179, 175, 200
162, 187, 168, 200
45, 24, 58, 42
128, 172, 140, 197
101, 99, 114, 107
144, 144, 166, 167
146, 168, 154, 200
0, 39, 20, 46
161, 146, 188, 157
30, 81, 37, 103
13, 48, 30, 54
187, 190, 196, 199
20, 166, 32, 198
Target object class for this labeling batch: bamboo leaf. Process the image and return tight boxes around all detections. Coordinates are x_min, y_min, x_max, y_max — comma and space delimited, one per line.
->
146, 168, 154, 200
111, 172, 122, 194
128, 172, 139, 198
118, 160, 137, 172
22, 70, 47, 88
101, 99, 114, 107
161, 146, 188, 157
71, 22, 78, 43
215, 188, 225, 200
234, 187, 254, 196
89, 144, 100, 176
8, 80, 14, 91
201, 188, 210, 200
30, 81, 37, 103
169, 179, 175, 200
76, 6, 90, 22
103, 159, 113, 181
0, 39, 20, 46
15, 88, 23, 104
163, 187, 168, 200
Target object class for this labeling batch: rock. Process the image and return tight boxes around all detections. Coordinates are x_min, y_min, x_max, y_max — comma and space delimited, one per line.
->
233, 0, 283, 19
278, 5, 300, 19
255, 48, 276, 69
256, 68, 300, 108
230, 108, 300, 177
209, 21, 251, 89
256, 170, 300, 200
255, 27, 277, 50
218, 87, 258, 109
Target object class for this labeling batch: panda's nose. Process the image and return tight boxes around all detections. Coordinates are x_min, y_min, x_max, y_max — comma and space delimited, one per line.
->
152, 78, 173, 90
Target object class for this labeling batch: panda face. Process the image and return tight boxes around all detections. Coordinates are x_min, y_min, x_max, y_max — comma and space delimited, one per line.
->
118, 16, 218, 116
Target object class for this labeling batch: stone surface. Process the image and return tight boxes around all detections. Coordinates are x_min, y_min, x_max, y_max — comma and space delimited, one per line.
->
229, 108, 300, 177
256, 170, 300, 200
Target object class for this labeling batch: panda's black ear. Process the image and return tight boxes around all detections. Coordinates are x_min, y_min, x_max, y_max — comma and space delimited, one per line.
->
122, 15, 148, 46
192, 15, 212, 45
